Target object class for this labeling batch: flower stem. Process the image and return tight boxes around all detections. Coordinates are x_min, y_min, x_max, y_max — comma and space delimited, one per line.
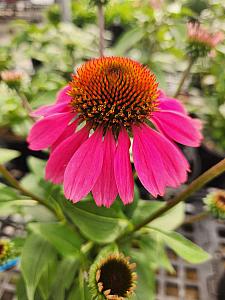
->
118, 158, 225, 242
0, 164, 65, 221
98, 2, 105, 57
182, 211, 209, 225
15, 89, 35, 122
174, 57, 195, 98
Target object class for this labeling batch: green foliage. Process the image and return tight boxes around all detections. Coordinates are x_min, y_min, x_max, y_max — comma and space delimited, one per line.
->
21, 234, 57, 300
63, 199, 129, 243
132, 200, 185, 230
50, 257, 80, 300
150, 227, 211, 264
0, 148, 20, 164
29, 222, 83, 257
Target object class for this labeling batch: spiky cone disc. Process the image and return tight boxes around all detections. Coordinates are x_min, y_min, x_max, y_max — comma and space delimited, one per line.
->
69, 56, 159, 134
89, 253, 137, 300
204, 189, 225, 219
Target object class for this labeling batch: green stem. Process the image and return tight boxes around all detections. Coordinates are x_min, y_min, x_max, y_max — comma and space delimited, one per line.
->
0, 164, 65, 221
98, 2, 104, 57
118, 158, 225, 242
182, 211, 209, 225
15, 89, 35, 122
174, 57, 195, 98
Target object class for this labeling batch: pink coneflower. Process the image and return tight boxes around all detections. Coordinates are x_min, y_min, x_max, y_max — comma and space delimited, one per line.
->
1, 70, 23, 88
27, 57, 202, 207
187, 21, 224, 58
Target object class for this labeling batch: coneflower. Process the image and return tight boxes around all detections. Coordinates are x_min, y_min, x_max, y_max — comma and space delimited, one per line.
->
28, 57, 202, 207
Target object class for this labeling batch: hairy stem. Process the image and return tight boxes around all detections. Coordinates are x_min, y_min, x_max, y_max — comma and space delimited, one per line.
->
118, 158, 225, 242
0, 164, 65, 221
174, 57, 195, 98
15, 89, 35, 122
98, 3, 105, 57
182, 211, 209, 225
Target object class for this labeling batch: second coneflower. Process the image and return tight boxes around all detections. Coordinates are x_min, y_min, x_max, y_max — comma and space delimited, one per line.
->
187, 21, 224, 58
27, 56, 202, 207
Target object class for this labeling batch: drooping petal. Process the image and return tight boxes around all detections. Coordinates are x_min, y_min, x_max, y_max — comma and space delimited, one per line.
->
27, 112, 73, 150
46, 126, 89, 184
56, 85, 72, 104
114, 128, 134, 204
51, 119, 78, 151
132, 125, 167, 197
31, 102, 69, 117
64, 128, 104, 202
151, 110, 203, 147
132, 124, 189, 196
92, 130, 118, 207
158, 97, 187, 115
192, 118, 203, 131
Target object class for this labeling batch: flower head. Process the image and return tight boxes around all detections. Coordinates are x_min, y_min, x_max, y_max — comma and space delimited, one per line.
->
1, 70, 23, 89
204, 189, 225, 219
0, 239, 15, 265
187, 21, 224, 58
27, 56, 202, 207
89, 253, 137, 299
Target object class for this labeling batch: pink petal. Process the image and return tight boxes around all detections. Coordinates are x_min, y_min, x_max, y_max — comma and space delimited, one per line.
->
158, 90, 187, 114
132, 125, 167, 197
158, 98, 187, 115
51, 119, 78, 152
27, 112, 72, 150
151, 110, 203, 147
46, 126, 89, 184
132, 124, 189, 196
64, 128, 104, 202
92, 130, 118, 207
192, 118, 203, 131
56, 85, 72, 104
114, 128, 134, 205
31, 102, 69, 117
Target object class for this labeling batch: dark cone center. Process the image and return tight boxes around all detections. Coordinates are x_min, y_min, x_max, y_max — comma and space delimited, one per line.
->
99, 258, 133, 297
0, 244, 4, 256
218, 195, 225, 205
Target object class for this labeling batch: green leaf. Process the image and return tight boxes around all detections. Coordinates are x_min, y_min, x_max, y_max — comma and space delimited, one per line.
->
17, 276, 29, 300
0, 183, 19, 201
132, 200, 185, 230
129, 250, 155, 300
38, 251, 58, 300
21, 233, 57, 300
132, 200, 163, 225
0, 183, 35, 215
29, 222, 83, 257
151, 202, 185, 230
0, 148, 20, 164
113, 28, 145, 56
20, 174, 44, 196
27, 157, 46, 178
68, 277, 91, 300
151, 228, 211, 264
63, 200, 129, 243
50, 257, 80, 300
138, 235, 174, 273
